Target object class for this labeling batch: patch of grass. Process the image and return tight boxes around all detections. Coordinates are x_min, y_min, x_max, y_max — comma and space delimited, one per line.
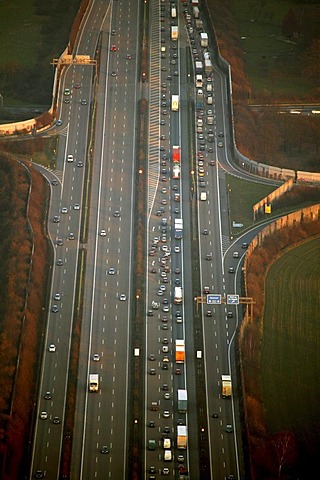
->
0, 1, 42, 67
261, 238, 320, 471
231, 0, 317, 97
227, 174, 275, 233
0, 0, 81, 106
227, 174, 320, 235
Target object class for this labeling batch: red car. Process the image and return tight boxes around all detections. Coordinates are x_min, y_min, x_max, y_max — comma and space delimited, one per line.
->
110, 45, 117, 52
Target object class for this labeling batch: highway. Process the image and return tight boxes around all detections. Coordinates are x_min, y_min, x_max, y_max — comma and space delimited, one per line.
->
29, 1, 281, 479
70, 1, 141, 479
29, 1, 111, 479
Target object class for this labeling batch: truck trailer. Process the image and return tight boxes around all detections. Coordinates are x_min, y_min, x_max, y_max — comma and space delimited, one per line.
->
178, 389, 188, 412
195, 61, 203, 74
175, 339, 185, 363
171, 25, 178, 40
177, 425, 187, 449
174, 218, 183, 239
200, 32, 208, 47
171, 94, 179, 111
221, 374, 232, 398
172, 145, 181, 163
174, 287, 183, 304
172, 165, 180, 179
89, 374, 99, 392
205, 59, 213, 75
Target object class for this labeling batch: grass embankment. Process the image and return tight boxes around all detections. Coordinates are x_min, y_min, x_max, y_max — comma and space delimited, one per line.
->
231, 0, 316, 98
227, 174, 320, 236
0, 0, 81, 108
262, 239, 320, 475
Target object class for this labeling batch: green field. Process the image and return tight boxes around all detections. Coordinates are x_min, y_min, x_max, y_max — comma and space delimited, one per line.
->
261, 238, 320, 472
227, 174, 276, 233
0, 1, 42, 67
230, 0, 317, 97
0, 0, 81, 106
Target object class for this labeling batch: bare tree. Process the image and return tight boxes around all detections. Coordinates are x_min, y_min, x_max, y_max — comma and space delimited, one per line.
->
271, 431, 296, 479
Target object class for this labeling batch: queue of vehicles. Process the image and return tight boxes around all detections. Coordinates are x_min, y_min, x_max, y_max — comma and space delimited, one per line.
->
147, 5, 190, 477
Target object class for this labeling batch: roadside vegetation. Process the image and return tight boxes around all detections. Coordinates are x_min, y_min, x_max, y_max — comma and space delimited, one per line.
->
242, 230, 320, 478
262, 240, 320, 476
0, 136, 58, 168
0, 153, 50, 479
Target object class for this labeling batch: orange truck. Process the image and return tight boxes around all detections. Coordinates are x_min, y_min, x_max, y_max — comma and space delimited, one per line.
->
175, 339, 185, 363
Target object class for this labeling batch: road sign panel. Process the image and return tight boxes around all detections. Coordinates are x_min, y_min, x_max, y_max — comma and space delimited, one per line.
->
207, 294, 221, 305
227, 294, 239, 305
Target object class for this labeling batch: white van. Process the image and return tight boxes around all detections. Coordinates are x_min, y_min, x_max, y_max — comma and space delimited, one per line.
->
200, 192, 207, 201
164, 449, 172, 461
206, 84, 212, 92
207, 96, 213, 105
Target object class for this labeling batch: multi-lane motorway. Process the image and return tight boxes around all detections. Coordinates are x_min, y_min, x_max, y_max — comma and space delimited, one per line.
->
29, 1, 278, 479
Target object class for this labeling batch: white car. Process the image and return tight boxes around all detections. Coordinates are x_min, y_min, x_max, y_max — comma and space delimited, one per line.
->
48, 344, 56, 352
163, 410, 170, 418
174, 246, 181, 253
93, 353, 100, 361
67, 154, 74, 162
108, 267, 116, 275
54, 293, 61, 301
40, 411, 48, 420
100, 230, 107, 236
119, 294, 127, 301
74, 204, 80, 210
61, 207, 68, 214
